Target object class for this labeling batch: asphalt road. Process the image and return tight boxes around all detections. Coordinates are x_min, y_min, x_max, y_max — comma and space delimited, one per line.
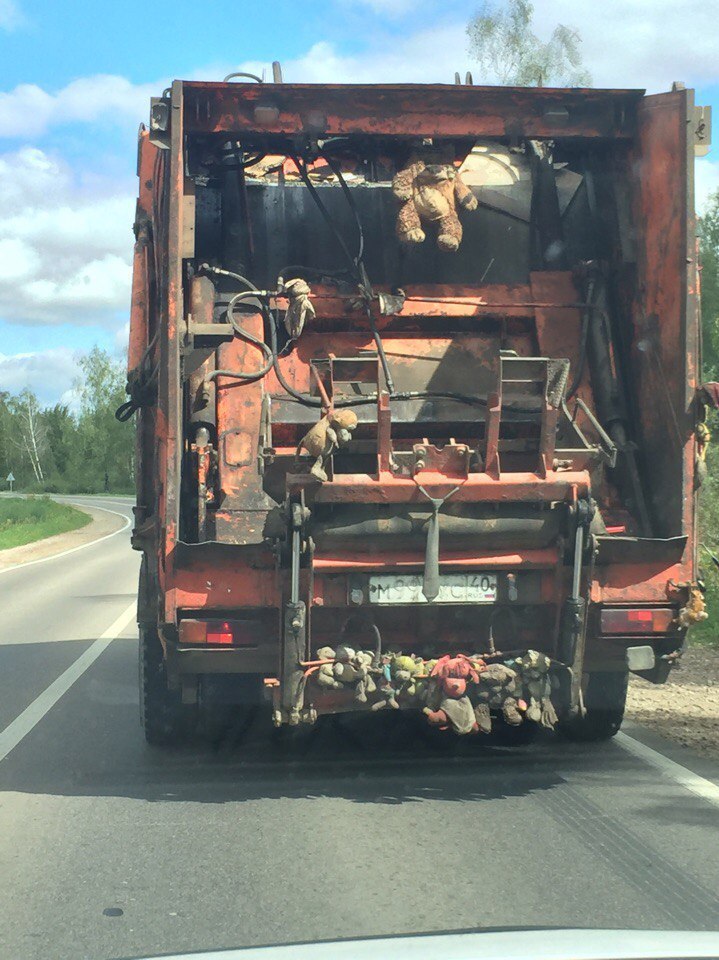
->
0, 496, 718, 960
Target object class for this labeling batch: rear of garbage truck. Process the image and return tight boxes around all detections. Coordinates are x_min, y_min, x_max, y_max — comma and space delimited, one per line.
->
123, 74, 711, 745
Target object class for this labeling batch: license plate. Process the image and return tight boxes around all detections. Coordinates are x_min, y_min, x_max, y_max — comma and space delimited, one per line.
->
368, 573, 497, 604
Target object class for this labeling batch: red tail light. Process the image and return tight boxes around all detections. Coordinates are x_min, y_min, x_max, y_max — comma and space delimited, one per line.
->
179, 619, 261, 646
206, 621, 234, 645
600, 607, 675, 635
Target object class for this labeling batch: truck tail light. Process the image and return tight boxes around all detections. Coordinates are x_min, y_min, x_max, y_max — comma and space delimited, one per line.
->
179, 619, 261, 646
206, 621, 234, 645
600, 607, 675, 635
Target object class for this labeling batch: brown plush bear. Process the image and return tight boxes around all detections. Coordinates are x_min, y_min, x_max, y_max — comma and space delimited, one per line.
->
393, 155, 478, 252
295, 409, 358, 482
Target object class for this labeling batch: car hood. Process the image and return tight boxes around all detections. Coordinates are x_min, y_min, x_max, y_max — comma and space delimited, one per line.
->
135, 928, 719, 960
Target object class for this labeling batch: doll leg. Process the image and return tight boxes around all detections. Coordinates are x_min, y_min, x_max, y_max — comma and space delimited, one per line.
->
436, 211, 462, 252
396, 199, 425, 244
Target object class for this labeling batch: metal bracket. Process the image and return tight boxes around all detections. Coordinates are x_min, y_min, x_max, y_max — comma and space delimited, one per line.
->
694, 105, 712, 157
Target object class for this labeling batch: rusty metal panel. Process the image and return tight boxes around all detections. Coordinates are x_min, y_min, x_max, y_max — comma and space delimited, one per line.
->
161, 81, 186, 623
530, 272, 586, 397
214, 314, 276, 544
183, 83, 641, 140
630, 89, 697, 549
181, 181, 196, 258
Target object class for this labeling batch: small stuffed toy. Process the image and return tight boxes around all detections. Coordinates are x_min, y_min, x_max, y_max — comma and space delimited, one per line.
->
390, 654, 424, 699
282, 278, 316, 339
354, 651, 377, 703
423, 654, 485, 734
331, 646, 378, 703
393, 153, 478, 252
296, 409, 358, 482
316, 645, 342, 690
372, 655, 400, 710
425, 699, 478, 735
430, 654, 483, 697
510, 650, 557, 729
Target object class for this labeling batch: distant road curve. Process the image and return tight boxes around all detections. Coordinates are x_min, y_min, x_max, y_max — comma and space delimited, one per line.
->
0, 495, 132, 573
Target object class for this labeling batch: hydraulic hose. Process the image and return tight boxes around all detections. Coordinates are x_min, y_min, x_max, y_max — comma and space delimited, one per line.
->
205, 291, 274, 383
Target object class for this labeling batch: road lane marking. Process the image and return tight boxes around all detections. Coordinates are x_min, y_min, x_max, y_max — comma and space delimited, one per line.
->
0, 601, 136, 763
616, 731, 719, 808
0, 503, 131, 576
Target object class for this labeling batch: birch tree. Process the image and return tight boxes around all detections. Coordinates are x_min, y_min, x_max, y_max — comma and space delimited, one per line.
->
9, 389, 47, 483
467, 0, 592, 87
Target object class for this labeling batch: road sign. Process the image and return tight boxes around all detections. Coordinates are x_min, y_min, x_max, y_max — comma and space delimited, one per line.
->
6, 472, 14, 492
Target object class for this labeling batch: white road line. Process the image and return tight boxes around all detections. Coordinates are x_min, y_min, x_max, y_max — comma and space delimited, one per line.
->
0, 503, 131, 576
0, 601, 136, 764
616, 731, 719, 809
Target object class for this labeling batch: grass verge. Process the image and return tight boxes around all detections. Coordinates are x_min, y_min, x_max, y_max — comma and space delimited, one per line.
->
0, 496, 91, 551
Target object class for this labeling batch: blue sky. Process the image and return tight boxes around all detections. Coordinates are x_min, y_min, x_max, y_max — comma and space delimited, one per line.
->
1, 0, 718, 405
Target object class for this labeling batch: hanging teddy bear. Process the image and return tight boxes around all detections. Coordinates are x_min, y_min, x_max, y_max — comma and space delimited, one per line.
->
296, 409, 358, 483
392, 150, 478, 253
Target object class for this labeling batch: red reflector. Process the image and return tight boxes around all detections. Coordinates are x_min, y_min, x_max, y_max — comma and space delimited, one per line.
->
600, 608, 675, 635
179, 619, 261, 646
628, 609, 653, 622
206, 621, 233, 645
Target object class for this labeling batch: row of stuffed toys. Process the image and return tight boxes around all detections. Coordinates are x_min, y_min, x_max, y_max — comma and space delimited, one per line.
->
312, 646, 558, 735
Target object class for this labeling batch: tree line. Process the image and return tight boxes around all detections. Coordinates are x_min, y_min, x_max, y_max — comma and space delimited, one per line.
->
0, 347, 134, 494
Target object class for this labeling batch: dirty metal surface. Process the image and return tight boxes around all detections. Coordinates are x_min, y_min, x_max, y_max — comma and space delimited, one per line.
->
182, 82, 642, 140
630, 89, 696, 549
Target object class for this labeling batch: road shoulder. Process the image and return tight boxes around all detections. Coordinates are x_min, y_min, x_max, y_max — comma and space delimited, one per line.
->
0, 503, 127, 571
626, 644, 719, 761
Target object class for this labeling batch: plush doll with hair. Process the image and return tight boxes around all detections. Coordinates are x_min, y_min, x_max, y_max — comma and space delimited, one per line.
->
393, 152, 478, 252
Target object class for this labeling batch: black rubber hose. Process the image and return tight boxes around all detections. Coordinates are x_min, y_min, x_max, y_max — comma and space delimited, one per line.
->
365, 305, 395, 394
321, 151, 364, 267
319, 157, 396, 389
199, 263, 256, 290
202, 278, 489, 412
288, 154, 360, 284
205, 292, 274, 383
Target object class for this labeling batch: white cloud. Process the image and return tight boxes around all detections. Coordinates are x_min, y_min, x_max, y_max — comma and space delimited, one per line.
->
232, 28, 465, 86
0, 74, 157, 138
0, 147, 134, 327
0, 0, 24, 31
696, 158, 719, 213
522, 0, 719, 91
230, 2, 719, 91
0, 347, 80, 406
114, 320, 130, 357
340, 0, 415, 16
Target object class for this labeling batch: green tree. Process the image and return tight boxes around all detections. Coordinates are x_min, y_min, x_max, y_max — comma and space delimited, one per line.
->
75, 347, 133, 492
0, 391, 13, 482
700, 191, 719, 381
7, 389, 48, 485
467, 0, 592, 87
43, 403, 79, 484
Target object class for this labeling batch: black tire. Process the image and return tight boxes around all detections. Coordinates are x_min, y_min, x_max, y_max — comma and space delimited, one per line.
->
559, 670, 628, 742
139, 624, 196, 746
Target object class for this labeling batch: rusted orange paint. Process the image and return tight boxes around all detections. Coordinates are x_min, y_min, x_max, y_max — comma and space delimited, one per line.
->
182, 82, 641, 140
130, 78, 699, 665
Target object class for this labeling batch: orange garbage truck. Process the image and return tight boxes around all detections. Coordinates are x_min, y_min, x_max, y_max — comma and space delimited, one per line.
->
120, 72, 712, 745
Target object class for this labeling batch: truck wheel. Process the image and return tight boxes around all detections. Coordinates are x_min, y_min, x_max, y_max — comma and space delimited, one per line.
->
139, 624, 196, 746
559, 670, 628, 742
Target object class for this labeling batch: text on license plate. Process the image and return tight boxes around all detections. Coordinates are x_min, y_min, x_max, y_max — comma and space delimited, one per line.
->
368, 573, 497, 604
